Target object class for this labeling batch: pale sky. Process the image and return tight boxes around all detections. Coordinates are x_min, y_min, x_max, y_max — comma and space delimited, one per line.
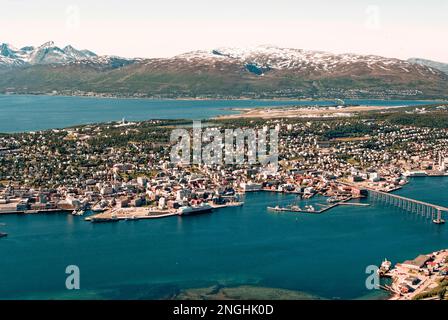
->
1, 0, 447, 62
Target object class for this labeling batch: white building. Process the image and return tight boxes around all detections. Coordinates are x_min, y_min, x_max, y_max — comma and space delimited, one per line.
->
240, 182, 262, 192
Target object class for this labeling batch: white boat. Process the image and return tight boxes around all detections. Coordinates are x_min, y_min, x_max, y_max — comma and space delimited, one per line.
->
178, 203, 213, 216
72, 209, 85, 216
305, 205, 315, 212
327, 197, 340, 203
403, 171, 427, 177
92, 206, 106, 213
378, 259, 392, 275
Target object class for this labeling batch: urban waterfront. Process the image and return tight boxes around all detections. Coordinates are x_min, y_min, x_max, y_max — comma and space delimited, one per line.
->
1, 177, 447, 300
0, 95, 440, 133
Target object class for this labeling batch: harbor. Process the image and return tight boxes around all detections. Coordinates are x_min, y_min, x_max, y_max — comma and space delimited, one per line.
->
0, 181, 448, 299
1, 177, 448, 300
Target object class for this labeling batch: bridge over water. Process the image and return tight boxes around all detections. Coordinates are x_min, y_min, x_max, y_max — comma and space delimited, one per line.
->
367, 189, 447, 224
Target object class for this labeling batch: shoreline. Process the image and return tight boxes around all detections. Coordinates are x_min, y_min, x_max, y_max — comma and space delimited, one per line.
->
214, 104, 414, 120
1, 92, 446, 103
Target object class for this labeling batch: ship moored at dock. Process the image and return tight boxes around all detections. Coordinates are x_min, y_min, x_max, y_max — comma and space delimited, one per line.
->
178, 203, 213, 216
90, 217, 120, 223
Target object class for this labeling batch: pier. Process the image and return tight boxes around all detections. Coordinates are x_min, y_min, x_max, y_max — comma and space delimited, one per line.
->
267, 197, 368, 214
268, 203, 338, 214
367, 189, 447, 224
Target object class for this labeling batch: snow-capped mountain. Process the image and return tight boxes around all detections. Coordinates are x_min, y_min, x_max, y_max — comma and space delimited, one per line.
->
408, 58, 448, 75
0, 41, 134, 69
172, 45, 443, 78
0, 44, 447, 99
1, 43, 444, 78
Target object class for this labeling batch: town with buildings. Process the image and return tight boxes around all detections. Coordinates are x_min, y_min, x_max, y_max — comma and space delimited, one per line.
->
1, 104, 448, 300
0, 105, 447, 222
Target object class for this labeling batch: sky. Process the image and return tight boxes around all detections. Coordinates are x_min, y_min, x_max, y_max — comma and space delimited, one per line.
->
1, 0, 447, 62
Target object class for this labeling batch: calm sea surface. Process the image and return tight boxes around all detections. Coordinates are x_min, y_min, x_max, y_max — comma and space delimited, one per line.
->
0, 95, 442, 133
0, 177, 447, 300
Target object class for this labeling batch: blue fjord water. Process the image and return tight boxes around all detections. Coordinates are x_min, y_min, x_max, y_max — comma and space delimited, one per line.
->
0, 95, 441, 133
0, 177, 447, 300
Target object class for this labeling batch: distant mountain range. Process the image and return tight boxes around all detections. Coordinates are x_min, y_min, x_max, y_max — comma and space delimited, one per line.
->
407, 58, 448, 75
0, 41, 136, 69
1, 42, 447, 99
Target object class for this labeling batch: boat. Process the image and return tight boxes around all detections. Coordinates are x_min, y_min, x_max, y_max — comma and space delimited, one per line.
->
403, 171, 427, 177
0, 232, 7, 238
378, 259, 392, 275
267, 205, 310, 213
304, 205, 315, 212
327, 197, 340, 203
178, 203, 212, 216
72, 209, 85, 216
91, 206, 106, 213
433, 219, 446, 225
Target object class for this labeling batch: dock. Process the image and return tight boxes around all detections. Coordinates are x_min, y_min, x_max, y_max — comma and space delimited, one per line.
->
85, 207, 178, 222
210, 202, 244, 209
267, 197, 364, 214
337, 202, 370, 206
268, 203, 339, 214
0, 208, 72, 215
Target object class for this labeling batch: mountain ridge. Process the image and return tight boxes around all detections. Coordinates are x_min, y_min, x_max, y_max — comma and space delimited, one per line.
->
1, 42, 447, 99
0, 41, 136, 69
407, 58, 448, 75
